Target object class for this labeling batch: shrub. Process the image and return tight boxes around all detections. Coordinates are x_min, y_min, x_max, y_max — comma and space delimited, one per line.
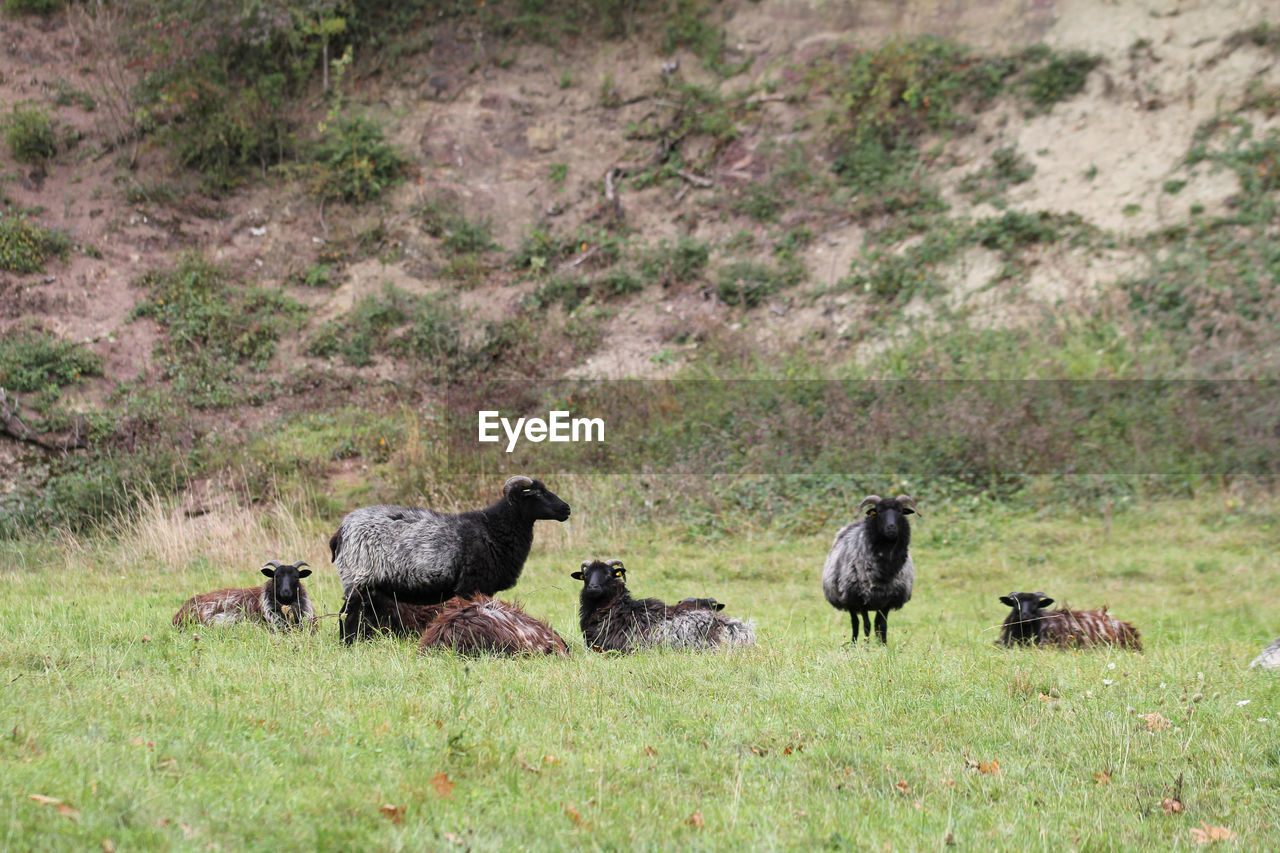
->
716, 260, 797, 307
307, 116, 408, 203
131, 253, 306, 407
0, 216, 72, 273
4, 106, 56, 163
0, 330, 103, 392
638, 236, 710, 285
308, 285, 465, 371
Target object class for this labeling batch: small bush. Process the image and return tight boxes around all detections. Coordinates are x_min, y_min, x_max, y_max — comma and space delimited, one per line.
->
1022, 49, 1100, 110
308, 116, 408, 204
638, 236, 710, 285
0, 330, 103, 392
308, 285, 465, 371
131, 253, 306, 407
716, 260, 795, 307
2, 0, 62, 15
0, 216, 72, 273
4, 106, 56, 163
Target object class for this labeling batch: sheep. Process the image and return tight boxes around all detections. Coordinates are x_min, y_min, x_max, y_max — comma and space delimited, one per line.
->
996, 591, 1143, 650
172, 560, 314, 630
571, 558, 755, 653
821, 494, 918, 644
419, 595, 569, 657
330, 475, 571, 644
350, 592, 446, 641
1249, 636, 1280, 670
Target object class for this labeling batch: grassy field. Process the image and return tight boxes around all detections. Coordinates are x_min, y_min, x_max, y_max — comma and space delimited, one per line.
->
1, 492, 1277, 850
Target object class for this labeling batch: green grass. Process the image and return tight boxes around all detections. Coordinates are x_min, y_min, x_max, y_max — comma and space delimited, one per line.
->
1, 494, 1277, 849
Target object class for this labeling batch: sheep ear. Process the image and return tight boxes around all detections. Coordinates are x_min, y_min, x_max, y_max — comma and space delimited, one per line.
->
895, 495, 918, 516
571, 571, 585, 581
1038, 597, 1054, 608
999, 595, 1017, 607
261, 567, 276, 578
297, 569, 312, 579
857, 495, 882, 514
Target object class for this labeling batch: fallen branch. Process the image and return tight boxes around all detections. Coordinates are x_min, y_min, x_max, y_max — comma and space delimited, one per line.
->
0, 388, 88, 452
676, 169, 713, 188
560, 244, 601, 271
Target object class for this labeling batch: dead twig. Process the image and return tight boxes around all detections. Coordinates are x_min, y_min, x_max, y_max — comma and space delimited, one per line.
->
560, 245, 601, 271
676, 169, 713, 188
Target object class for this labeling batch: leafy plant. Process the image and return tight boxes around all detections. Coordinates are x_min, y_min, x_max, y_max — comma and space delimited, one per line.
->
306, 115, 408, 203
0, 216, 72, 273
0, 330, 103, 392
3, 106, 57, 163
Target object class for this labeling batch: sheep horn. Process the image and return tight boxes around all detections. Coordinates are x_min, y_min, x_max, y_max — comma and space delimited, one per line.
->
292, 560, 310, 569
895, 495, 918, 515
263, 560, 285, 570
857, 495, 882, 513
581, 559, 592, 569
605, 558, 624, 569
503, 475, 535, 498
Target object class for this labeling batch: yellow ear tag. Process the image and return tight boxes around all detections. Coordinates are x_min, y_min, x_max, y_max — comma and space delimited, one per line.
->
613, 570, 624, 577
867, 509, 876, 516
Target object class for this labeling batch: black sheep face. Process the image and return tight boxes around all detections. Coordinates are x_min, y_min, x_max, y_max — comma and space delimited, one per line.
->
999, 591, 1054, 640
571, 558, 626, 601
262, 560, 311, 605
506, 477, 571, 522
859, 494, 918, 542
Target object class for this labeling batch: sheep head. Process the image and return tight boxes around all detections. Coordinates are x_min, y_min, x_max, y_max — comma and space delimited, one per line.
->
262, 560, 311, 606
503, 475, 571, 522
999, 591, 1054, 620
856, 494, 917, 543
572, 558, 626, 600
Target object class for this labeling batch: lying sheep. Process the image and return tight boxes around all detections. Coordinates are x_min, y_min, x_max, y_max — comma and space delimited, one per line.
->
996, 591, 1142, 650
1250, 636, 1280, 670
173, 560, 314, 630
330, 475, 571, 643
571, 558, 755, 653
822, 494, 918, 644
419, 595, 569, 657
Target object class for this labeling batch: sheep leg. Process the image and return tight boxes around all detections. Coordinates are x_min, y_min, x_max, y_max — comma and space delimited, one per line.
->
340, 589, 366, 645
873, 610, 888, 644
852, 610, 872, 643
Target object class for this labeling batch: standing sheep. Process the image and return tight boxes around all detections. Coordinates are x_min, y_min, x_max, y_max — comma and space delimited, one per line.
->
996, 591, 1143, 650
822, 494, 918, 644
419, 595, 569, 657
173, 560, 314, 630
571, 558, 755, 653
330, 475, 570, 643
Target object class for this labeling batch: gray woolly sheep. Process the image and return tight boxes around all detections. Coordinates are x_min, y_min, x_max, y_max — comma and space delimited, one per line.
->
996, 591, 1142, 650
1249, 636, 1280, 670
173, 560, 314, 630
419, 595, 569, 657
329, 475, 570, 643
571, 558, 755, 653
822, 494, 917, 644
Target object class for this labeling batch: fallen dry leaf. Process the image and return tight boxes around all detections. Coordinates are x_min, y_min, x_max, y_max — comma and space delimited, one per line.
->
101, 840, 116, 853
1162, 797, 1184, 815
542, 755, 559, 765
1094, 771, 1112, 786
430, 771, 455, 798
895, 780, 910, 794
1190, 822, 1236, 844
29, 794, 78, 821
686, 810, 704, 829
1140, 712, 1171, 731
378, 804, 404, 824
564, 804, 584, 825
644, 746, 658, 758
977, 759, 1001, 775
